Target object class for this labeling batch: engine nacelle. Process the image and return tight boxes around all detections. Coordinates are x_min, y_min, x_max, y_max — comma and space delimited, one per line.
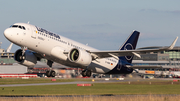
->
14, 49, 37, 67
51, 47, 68, 61
68, 48, 92, 67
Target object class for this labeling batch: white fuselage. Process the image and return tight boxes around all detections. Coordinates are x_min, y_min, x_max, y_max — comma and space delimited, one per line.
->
4, 23, 118, 74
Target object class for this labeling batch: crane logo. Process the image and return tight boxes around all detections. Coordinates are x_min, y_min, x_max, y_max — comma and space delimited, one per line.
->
124, 43, 133, 60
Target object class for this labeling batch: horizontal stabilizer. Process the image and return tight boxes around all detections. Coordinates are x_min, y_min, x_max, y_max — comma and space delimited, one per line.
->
132, 52, 141, 58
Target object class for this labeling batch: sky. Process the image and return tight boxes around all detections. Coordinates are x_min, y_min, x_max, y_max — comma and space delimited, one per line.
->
0, 0, 180, 52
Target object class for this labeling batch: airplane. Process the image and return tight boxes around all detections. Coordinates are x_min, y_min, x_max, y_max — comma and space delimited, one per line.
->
3, 23, 178, 77
6, 43, 13, 53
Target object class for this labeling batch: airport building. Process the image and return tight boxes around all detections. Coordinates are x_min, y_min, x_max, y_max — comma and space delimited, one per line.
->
132, 46, 180, 78
0, 42, 15, 64
133, 46, 180, 68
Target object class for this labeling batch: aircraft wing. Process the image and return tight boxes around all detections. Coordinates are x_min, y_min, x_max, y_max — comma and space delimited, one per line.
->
90, 37, 178, 59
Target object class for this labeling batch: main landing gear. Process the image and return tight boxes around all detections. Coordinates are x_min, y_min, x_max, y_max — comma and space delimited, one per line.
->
46, 70, 55, 77
46, 60, 56, 77
82, 70, 92, 77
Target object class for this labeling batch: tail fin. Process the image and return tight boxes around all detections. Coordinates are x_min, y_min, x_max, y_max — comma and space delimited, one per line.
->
6, 43, 13, 53
119, 30, 140, 63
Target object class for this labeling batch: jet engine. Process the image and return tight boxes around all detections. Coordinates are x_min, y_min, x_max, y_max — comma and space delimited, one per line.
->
68, 48, 92, 66
50, 47, 68, 61
14, 49, 37, 67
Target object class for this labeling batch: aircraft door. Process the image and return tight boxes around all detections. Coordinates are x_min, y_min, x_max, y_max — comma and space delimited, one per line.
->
31, 26, 37, 39
67, 41, 71, 48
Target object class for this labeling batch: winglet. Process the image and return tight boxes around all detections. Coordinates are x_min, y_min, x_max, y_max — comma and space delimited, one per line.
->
168, 36, 178, 50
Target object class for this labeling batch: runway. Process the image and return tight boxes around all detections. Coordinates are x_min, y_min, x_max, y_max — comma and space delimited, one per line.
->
0, 81, 93, 87
0, 79, 125, 87
0, 77, 177, 87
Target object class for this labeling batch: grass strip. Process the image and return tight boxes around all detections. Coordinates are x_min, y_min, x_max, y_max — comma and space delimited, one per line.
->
0, 82, 180, 95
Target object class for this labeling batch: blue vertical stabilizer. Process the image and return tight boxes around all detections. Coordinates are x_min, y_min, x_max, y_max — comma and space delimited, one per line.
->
119, 30, 140, 63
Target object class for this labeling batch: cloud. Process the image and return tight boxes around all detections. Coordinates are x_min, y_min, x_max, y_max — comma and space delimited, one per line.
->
82, 23, 112, 28
165, 10, 180, 15
140, 9, 160, 13
140, 9, 180, 15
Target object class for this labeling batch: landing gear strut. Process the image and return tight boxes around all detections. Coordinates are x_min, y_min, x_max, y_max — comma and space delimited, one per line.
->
19, 46, 27, 60
46, 60, 56, 77
82, 70, 92, 77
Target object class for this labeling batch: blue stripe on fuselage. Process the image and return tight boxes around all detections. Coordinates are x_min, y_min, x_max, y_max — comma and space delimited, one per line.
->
106, 59, 133, 74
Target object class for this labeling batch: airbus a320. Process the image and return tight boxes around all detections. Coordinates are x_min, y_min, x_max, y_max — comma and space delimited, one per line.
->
3, 23, 178, 77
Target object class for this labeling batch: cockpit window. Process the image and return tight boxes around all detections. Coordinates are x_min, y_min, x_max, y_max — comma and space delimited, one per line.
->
12, 25, 18, 28
11, 25, 26, 30
22, 26, 26, 30
18, 26, 22, 29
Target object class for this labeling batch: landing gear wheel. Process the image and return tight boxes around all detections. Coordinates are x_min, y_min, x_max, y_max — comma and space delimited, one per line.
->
46, 70, 56, 77
86, 71, 91, 77
82, 71, 86, 77
46, 71, 51, 77
50, 71, 56, 77
81, 70, 92, 77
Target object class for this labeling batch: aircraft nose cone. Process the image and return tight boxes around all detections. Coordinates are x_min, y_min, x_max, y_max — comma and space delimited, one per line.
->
4, 28, 12, 39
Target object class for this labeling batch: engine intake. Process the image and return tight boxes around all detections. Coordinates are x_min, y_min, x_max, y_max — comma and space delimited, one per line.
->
14, 49, 37, 67
68, 48, 92, 66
